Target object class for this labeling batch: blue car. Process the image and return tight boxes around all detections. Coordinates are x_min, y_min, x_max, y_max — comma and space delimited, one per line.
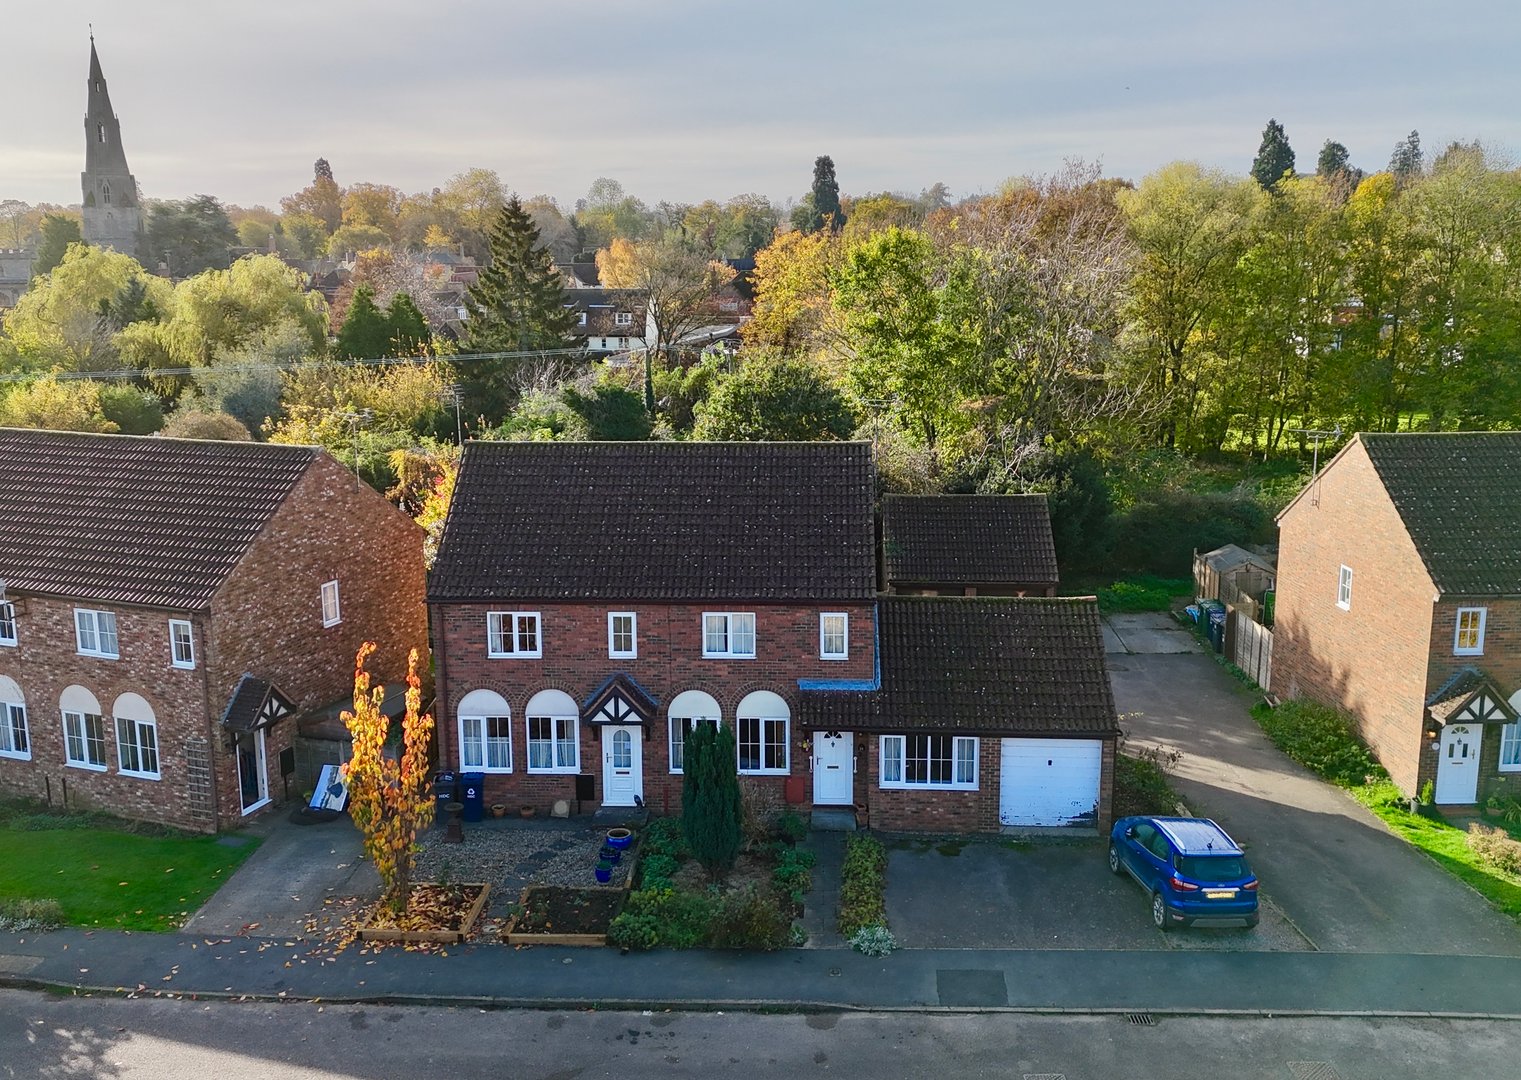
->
1109, 816, 1259, 930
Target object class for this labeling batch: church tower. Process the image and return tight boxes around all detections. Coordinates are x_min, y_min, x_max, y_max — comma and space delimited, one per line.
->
81, 36, 144, 254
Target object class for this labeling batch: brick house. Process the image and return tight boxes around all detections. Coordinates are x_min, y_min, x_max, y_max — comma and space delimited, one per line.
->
428, 441, 1117, 831
1273, 432, 1521, 807
0, 429, 427, 832
881, 494, 1060, 596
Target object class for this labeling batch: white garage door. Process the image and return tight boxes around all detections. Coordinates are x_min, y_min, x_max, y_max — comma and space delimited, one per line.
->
999, 738, 1102, 827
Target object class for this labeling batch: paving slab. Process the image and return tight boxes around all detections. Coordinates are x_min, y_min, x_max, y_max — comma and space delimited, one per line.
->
1104, 612, 1203, 655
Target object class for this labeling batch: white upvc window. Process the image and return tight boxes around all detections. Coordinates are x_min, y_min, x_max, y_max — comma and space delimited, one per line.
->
0, 601, 16, 647
169, 619, 196, 669
460, 715, 513, 772
1336, 565, 1353, 610
320, 580, 342, 627
0, 702, 29, 760
75, 609, 119, 658
820, 612, 849, 660
63, 711, 108, 770
487, 611, 542, 658
526, 715, 579, 773
116, 715, 160, 779
614, 311, 634, 326
1454, 607, 1487, 656
608, 612, 638, 659
577, 310, 588, 327
879, 734, 979, 790
737, 715, 788, 774
1501, 724, 1521, 772
669, 716, 721, 774
703, 612, 756, 659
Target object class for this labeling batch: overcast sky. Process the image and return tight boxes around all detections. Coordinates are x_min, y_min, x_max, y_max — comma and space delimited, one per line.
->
6, 0, 1518, 211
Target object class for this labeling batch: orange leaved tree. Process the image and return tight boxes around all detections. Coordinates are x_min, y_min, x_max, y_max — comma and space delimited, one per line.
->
342, 642, 435, 913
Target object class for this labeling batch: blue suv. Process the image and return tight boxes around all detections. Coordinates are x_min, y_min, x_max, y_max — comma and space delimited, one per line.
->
1109, 816, 1259, 930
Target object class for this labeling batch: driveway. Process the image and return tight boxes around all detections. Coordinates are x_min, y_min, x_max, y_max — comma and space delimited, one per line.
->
1110, 651, 1521, 955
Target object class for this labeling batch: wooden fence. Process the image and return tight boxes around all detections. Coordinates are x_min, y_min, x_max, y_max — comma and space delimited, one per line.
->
1227, 607, 1273, 691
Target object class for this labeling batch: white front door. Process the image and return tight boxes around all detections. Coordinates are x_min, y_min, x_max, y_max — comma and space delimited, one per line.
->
1435, 723, 1481, 804
812, 732, 854, 805
236, 729, 269, 814
601, 725, 643, 807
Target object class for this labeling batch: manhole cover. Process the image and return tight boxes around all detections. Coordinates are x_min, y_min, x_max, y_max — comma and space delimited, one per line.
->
1288, 1064, 1340, 1080
935, 969, 1008, 1007
1023, 1074, 1065, 1080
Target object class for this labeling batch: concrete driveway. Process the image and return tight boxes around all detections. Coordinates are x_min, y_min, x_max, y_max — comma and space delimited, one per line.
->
1110, 651, 1521, 955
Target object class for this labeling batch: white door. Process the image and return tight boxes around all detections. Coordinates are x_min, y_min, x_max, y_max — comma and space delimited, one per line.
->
812, 732, 854, 805
1435, 724, 1481, 804
601, 725, 643, 807
237, 729, 269, 814
999, 738, 1102, 826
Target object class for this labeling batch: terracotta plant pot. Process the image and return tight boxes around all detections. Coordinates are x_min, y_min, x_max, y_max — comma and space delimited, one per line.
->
519, 805, 535, 819
491, 803, 508, 819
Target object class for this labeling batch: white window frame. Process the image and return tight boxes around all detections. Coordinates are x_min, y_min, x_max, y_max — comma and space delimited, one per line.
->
1336, 565, 1353, 611
320, 580, 341, 627
669, 716, 721, 775
116, 714, 160, 780
0, 702, 29, 760
0, 601, 16, 647
820, 612, 849, 660
614, 311, 634, 326
487, 611, 542, 658
1501, 723, 1521, 773
879, 734, 979, 790
737, 715, 789, 775
608, 612, 638, 659
63, 710, 108, 771
459, 714, 513, 773
526, 714, 579, 773
74, 608, 119, 659
1454, 607, 1487, 656
703, 612, 756, 659
577, 310, 588, 327
169, 619, 196, 669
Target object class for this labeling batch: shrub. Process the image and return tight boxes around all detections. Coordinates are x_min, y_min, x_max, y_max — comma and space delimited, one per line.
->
641, 817, 689, 860
772, 845, 816, 906
607, 911, 661, 950
789, 922, 809, 947
1253, 700, 1387, 788
1097, 576, 1192, 613
0, 897, 64, 932
1112, 744, 1182, 818
707, 886, 791, 950
1113, 487, 1272, 577
776, 810, 809, 844
838, 834, 888, 937
639, 853, 680, 891
1487, 795, 1521, 826
1468, 823, 1521, 877
682, 722, 743, 878
622, 887, 715, 950
849, 924, 896, 957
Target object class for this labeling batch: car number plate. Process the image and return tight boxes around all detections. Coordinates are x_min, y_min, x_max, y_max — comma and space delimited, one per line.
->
1204, 889, 1237, 899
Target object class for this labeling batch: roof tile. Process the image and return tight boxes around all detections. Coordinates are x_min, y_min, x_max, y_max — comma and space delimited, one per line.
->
882, 494, 1058, 586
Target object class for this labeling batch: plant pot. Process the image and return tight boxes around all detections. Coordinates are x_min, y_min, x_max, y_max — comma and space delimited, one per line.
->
491, 803, 508, 819
594, 862, 613, 884
599, 844, 621, 865
519, 805, 535, 819
605, 827, 633, 850
854, 804, 870, 829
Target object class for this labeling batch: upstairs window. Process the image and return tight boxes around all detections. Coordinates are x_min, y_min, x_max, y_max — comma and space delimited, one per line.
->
487, 611, 542, 658
614, 311, 634, 326
703, 612, 755, 659
0, 602, 16, 647
1454, 608, 1487, 656
75, 609, 119, 658
608, 612, 637, 659
1337, 565, 1353, 611
577, 311, 588, 327
169, 619, 196, 669
820, 612, 849, 660
320, 580, 341, 627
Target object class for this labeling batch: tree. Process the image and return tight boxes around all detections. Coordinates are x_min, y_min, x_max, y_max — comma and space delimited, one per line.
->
334, 285, 392, 360
680, 720, 742, 880
806, 155, 845, 233
1389, 130, 1423, 184
1316, 140, 1351, 178
387, 292, 431, 356
98, 384, 163, 434
278, 211, 329, 259
437, 168, 508, 258
281, 160, 343, 233
561, 384, 653, 440
325, 223, 391, 258
342, 643, 436, 914
31, 214, 84, 279
341, 182, 403, 237
160, 408, 252, 440
145, 195, 237, 277
692, 355, 856, 441
1250, 119, 1296, 191
742, 228, 843, 356
0, 375, 117, 432
2, 244, 168, 371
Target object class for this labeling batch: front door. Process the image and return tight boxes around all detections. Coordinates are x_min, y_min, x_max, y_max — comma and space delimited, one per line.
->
813, 732, 854, 805
1435, 723, 1481, 804
236, 729, 269, 814
601, 725, 643, 807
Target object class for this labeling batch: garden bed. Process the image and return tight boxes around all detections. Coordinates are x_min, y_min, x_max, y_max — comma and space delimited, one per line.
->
356, 882, 491, 944
503, 885, 628, 946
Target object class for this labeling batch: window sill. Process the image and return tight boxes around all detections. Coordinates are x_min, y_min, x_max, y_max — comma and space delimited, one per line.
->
738, 768, 790, 777
526, 766, 580, 775
172, 662, 196, 671
65, 760, 108, 772
487, 652, 543, 660
119, 769, 161, 781
0, 640, 16, 648
702, 653, 756, 661
77, 651, 119, 660
1498, 763, 1521, 773
461, 766, 514, 774
1454, 649, 1485, 657
820, 654, 849, 662
609, 652, 638, 661
879, 781, 979, 792
0, 750, 31, 761
1335, 602, 1351, 612
321, 620, 342, 629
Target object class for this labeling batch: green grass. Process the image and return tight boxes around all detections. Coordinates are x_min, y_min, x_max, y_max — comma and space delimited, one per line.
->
1087, 575, 1193, 613
0, 825, 260, 931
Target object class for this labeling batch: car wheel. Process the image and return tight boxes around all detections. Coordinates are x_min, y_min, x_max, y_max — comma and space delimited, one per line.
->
1244, 912, 1260, 929
1107, 844, 1123, 875
1151, 892, 1172, 932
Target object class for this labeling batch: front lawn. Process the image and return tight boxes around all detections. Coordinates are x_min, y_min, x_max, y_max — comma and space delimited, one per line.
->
0, 809, 260, 931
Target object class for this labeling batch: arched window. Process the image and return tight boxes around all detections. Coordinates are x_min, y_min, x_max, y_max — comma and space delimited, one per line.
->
525, 689, 578, 773
60, 685, 107, 770
113, 692, 159, 779
458, 689, 511, 772
97, 123, 106, 144
736, 690, 789, 775
0, 675, 29, 760
1502, 691, 1521, 771
667, 690, 721, 774
102, 181, 112, 206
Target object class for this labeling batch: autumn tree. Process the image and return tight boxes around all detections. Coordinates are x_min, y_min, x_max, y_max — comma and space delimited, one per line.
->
1389, 131, 1423, 184
343, 643, 436, 914
281, 159, 343, 234
0, 375, 118, 432
680, 720, 742, 880
692, 354, 856, 441
742, 228, 843, 357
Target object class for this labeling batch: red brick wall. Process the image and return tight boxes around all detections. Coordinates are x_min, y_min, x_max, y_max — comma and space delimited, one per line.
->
1273, 440, 1436, 796
1428, 599, 1521, 804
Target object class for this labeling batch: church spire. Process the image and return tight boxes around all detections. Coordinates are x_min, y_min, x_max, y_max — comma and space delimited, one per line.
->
81, 34, 143, 254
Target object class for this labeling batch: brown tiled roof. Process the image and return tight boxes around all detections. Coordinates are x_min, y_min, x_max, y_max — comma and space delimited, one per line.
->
1425, 666, 1519, 724
801, 597, 1118, 735
0, 429, 316, 609
429, 441, 877, 602
882, 494, 1058, 586
220, 674, 298, 733
1359, 432, 1521, 594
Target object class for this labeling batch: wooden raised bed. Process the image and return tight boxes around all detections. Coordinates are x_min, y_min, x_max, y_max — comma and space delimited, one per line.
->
502, 885, 628, 947
357, 882, 491, 944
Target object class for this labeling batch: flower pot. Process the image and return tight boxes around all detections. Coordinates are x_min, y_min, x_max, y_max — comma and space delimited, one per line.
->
519, 805, 535, 819
491, 803, 508, 819
605, 827, 633, 850
594, 862, 613, 884
599, 844, 621, 865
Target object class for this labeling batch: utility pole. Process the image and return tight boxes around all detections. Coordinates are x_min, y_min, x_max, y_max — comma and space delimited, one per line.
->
340, 408, 373, 491
442, 383, 465, 449
1288, 425, 1342, 505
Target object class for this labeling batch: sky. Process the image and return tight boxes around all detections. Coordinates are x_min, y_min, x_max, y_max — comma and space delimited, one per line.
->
5, 0, 1519, 211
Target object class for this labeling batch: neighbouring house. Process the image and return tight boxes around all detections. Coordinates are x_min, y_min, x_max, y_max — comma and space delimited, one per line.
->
427, 441, 1118, 831
562, 287, 647, 357
0, 429, 428, 832
881, 494, 1060, 596
1273, 431, 1521, 807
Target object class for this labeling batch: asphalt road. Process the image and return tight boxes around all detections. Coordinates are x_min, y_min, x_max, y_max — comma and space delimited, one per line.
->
1, 989, 1514, 1080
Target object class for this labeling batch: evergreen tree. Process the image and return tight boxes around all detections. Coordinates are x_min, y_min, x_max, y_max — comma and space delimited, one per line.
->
335, 284, 391, 360
314, 158, 335, 183
1389, 130, 1423, 184
1250, 119, 1296, 191
680, 721, 742, 880
806, 155, 845, 233
562, 384, 653, 440
386, 291, 431, 356
1316, 140, 1351, 178
31, 214, 84, 279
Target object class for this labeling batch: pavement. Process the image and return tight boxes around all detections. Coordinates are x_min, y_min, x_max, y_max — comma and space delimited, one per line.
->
1103, 611, 1204, 655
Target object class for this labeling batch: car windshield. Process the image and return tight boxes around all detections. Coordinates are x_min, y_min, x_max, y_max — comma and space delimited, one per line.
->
1175, 855, 1248, 882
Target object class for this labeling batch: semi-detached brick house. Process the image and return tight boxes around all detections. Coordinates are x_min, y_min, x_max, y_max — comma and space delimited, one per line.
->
1274, 432, 1521, 808
0, 429, 427, 832
428, 440, 1118, 831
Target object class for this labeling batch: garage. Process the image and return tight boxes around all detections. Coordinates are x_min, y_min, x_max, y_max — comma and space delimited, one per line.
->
999, 738, 1103, 826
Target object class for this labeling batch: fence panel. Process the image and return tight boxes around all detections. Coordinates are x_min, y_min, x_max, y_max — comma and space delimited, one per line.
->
1230, 610, 1273, 691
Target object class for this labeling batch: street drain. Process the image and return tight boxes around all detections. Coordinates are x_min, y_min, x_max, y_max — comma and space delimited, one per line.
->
1288, 1064, 1340, 1080
1126, 1013, 1156, 1026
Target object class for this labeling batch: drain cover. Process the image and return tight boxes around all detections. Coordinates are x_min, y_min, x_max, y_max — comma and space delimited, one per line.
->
1126, 1013, 1156, 1026
1288, 1065, 1340, 1080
